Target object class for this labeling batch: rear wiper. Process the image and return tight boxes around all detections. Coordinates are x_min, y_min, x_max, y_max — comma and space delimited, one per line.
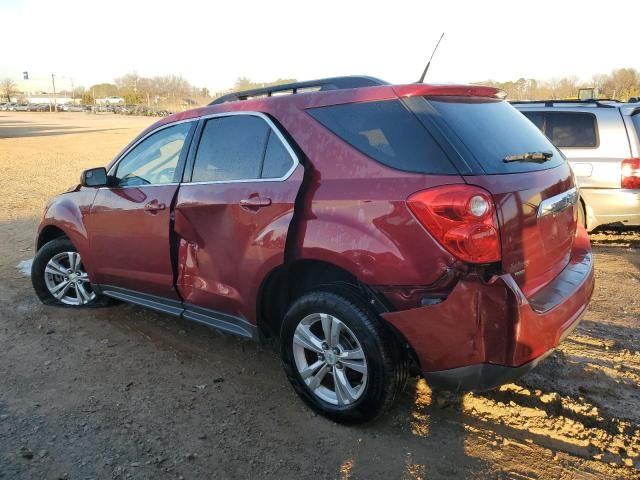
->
503, 151, 554, 163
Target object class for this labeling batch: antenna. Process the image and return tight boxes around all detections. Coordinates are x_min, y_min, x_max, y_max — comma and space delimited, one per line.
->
418, 32, 445, 83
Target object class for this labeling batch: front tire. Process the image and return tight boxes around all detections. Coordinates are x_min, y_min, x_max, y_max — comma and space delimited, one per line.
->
280, 290, 407, 424
32, 237, 107, 308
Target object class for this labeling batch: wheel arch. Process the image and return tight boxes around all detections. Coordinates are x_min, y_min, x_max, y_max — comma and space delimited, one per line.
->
37, 225, 69, 251
256, 259, 395, 341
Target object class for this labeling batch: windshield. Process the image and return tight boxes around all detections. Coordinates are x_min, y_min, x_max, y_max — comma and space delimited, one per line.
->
425, 97, 565, 174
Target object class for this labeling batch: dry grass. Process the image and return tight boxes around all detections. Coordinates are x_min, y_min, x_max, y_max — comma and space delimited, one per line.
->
0, 112, 155, 222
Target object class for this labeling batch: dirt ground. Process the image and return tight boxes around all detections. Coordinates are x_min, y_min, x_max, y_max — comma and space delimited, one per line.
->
0, 112, 639, 480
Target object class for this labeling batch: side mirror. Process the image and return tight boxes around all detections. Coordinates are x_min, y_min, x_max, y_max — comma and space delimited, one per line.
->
80, 167, 108, 188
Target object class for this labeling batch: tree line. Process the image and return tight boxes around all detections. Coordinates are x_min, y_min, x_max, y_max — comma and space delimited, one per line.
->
81, 73, 212, 106
3, 67, 640, 106
80, 75, 297, 106
480, 67, 640, 101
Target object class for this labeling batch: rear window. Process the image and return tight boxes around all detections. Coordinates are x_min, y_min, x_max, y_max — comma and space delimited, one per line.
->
426, 97, 565, 174
546, 112, 597, 148
307, 100, 457, 174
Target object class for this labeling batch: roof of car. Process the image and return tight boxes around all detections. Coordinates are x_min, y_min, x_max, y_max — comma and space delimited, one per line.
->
510, 99, 630, 109
209, 76, 389, 105
108, 79, 506, 171
154, 78, 505, 130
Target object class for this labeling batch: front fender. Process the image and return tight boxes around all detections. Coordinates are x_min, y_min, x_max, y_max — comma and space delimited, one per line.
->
38, 189, 98, 278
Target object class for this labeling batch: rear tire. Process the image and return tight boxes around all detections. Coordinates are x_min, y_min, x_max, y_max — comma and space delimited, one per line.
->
32, 237, 109, 308
280, 290, 408, 424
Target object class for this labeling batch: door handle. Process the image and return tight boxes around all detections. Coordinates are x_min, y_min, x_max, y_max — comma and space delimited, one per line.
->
144, 201, 166, 212
239, 197, 272, 210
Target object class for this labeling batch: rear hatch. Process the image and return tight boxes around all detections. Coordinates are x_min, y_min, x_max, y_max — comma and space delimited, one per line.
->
408, 96, 578, 297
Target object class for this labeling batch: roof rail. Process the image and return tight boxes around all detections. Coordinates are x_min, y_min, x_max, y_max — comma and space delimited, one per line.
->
509, 99, 618, 108
209, 76, 388, 105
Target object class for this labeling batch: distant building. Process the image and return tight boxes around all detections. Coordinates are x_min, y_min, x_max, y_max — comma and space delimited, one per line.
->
27, 93, 75, 105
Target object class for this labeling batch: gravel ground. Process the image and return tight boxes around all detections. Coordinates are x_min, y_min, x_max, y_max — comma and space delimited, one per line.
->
0, 112, 639, 479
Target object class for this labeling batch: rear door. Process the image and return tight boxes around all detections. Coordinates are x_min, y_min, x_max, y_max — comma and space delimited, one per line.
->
87, 121, 194, 300
407, 97, 578, 297
173, 112, 303, 328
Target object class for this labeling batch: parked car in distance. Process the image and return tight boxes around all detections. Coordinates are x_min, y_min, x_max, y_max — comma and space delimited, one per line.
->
14, 103, 29, 111
513, 99, 640, 230
32, 77, 594, 423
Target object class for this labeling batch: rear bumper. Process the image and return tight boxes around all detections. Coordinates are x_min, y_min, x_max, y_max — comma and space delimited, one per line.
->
423, 349, 553, 392
581, 187, 640, 229
381, 226, 595, 392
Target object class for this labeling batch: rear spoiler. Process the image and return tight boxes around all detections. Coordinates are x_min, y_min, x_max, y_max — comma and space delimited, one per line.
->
393, 84, 506, 99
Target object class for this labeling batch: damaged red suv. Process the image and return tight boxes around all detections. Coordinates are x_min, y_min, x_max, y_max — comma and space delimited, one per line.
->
32, 76, 594, 423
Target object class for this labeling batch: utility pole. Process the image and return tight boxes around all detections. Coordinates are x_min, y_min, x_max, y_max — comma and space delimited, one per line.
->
51, 73, 57, 113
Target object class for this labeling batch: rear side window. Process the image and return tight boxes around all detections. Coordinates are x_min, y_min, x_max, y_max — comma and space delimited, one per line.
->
426, 97, 564, 174
546, 113, 597, 148
192, 116, 269, 182
630, 112, 640, 144
522, 111, 545, 131
261, 131, 293, 178
307, 100, 457, 174
191, 115, 296, 182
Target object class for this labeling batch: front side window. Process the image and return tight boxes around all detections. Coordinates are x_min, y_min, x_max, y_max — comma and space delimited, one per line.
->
115, 122, 192, 187
191, 115, 295, 182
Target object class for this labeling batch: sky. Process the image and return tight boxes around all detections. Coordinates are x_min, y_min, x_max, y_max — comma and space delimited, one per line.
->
1, 0, 639, 93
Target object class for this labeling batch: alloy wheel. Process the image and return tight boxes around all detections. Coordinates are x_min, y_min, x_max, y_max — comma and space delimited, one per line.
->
43, 251, 96, 306
292, 313, 368, 406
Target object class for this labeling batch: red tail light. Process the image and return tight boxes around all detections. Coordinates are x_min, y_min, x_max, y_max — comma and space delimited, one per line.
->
407, 185, 501, 263
621, 158, 640, 189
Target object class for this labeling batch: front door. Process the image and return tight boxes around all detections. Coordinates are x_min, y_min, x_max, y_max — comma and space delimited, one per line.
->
174, 113, 303, 326
87, 121, 194, 299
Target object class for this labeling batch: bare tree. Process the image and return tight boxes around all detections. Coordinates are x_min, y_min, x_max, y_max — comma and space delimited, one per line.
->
606, 68, 640, 99
1, 78, 17, 102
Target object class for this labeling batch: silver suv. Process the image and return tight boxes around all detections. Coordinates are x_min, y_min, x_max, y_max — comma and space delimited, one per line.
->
513, 100, 640, 230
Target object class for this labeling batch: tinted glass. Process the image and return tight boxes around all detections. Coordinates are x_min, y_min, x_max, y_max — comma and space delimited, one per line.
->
261, 131, 294, 178
307, 100, 456, 174
546, 113, 597, 148
116, 123, 191, 186
522, 111, 545, 131
192, 116, 270, 182
632, 113, 640, 144
427, 97, 564, 174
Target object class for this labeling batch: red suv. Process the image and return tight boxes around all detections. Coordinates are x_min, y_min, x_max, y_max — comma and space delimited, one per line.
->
32, 77, 594, 423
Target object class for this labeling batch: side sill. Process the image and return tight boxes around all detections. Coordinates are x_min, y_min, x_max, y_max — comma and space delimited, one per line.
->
183, 304, 257, 340
93, 284, 257, 340
96, 285, 184, 316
